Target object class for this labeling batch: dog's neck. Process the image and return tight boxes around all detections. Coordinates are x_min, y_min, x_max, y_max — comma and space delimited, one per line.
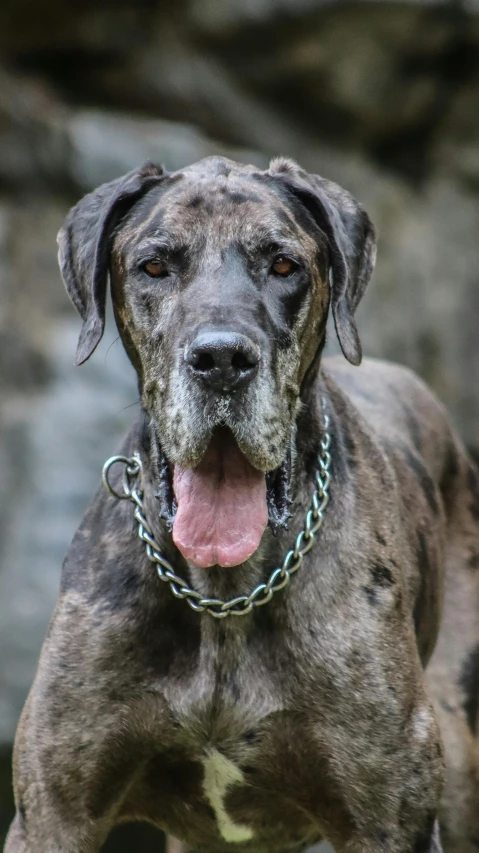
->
136, 377, 327, 617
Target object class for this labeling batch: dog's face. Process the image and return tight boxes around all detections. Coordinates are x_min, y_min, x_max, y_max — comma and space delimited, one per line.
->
112, 159, 331, 472
58, 156, 375, 568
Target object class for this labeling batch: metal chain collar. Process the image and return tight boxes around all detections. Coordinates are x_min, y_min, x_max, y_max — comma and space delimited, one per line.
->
102, 414, 331, 619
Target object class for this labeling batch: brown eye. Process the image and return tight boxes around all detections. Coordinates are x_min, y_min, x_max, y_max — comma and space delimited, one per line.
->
143, 259, 167, 278
271, 256, 297, 277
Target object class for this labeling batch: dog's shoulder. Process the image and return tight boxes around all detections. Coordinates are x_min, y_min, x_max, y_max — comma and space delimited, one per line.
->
322, 355, 457, 484
58, 414, 150, 596
322, 354, 445, 424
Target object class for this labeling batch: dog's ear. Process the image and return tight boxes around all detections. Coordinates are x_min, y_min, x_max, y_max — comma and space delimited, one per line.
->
57, 162, 166, 365
268, 157, 376, 366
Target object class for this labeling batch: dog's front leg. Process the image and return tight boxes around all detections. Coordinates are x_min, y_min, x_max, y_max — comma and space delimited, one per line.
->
4, 662, 148, 853
429, 820, 443, 853
304, 671, 446, 853
3, 812, 108, 853
166, 836, 187, 853
320, 817, 443, 853
4, 814, 28, 853
5, 719, 112, 853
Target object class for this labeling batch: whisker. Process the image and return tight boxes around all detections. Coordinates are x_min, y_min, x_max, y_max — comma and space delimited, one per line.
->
105, 336, 120, 363
120, 399, 141, 412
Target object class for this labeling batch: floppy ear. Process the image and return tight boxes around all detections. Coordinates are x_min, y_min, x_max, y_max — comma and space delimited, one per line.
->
268, 157, 376, 366
57, 162, 166, 365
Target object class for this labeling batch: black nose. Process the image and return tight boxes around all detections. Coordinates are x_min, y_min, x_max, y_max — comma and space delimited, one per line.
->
185, 332, 260, 393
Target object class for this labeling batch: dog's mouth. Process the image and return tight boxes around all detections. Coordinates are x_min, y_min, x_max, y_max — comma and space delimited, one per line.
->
156, 428, 292, 568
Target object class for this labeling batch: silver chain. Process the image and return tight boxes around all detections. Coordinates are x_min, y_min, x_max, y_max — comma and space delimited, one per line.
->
102, 414, 331, 618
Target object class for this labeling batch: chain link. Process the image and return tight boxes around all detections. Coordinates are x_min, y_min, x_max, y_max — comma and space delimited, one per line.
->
102, 412, 332, 618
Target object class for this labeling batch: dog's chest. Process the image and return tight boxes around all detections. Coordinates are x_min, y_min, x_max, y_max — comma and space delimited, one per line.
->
135, 705, 323, 851
129, 628, 324, 849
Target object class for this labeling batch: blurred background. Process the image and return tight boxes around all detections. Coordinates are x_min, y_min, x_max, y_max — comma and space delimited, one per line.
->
0, 0, 478, 849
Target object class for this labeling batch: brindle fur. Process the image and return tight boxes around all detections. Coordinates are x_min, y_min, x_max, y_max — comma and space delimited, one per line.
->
5, 157, 479, 853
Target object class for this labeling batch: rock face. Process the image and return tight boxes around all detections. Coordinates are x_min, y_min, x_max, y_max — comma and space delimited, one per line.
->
0, 1, 478, 850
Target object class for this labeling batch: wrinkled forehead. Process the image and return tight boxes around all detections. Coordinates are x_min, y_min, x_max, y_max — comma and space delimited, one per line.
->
118, 158, 317, 256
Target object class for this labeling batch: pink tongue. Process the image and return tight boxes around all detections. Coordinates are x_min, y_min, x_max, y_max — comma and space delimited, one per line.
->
172, 431, 268, 568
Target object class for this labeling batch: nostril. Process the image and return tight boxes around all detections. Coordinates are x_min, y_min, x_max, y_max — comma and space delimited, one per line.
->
185, 332, 260, 390
193, 351, 216, 373
232, 351, 255, 371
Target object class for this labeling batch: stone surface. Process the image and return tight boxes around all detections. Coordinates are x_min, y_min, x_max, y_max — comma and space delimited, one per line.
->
0, 197, 138, 745
0, 0, 478, 849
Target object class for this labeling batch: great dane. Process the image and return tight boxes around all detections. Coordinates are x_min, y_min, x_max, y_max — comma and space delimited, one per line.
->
5, 156, 479, 853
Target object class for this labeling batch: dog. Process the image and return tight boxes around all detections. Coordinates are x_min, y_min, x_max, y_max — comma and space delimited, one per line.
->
5, 155, 479, 853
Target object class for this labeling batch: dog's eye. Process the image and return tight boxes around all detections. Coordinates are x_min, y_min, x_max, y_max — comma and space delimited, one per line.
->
142, 259, 168, 278
271, 256, 297, 277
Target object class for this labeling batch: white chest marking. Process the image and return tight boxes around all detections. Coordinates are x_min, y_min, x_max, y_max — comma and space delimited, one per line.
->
202, 748, 254, 843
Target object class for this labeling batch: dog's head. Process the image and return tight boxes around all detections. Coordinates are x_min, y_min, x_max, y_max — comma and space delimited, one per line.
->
58, 156, 376, 569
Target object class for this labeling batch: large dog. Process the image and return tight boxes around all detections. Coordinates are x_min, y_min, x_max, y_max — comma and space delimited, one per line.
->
5, 156, 479, 853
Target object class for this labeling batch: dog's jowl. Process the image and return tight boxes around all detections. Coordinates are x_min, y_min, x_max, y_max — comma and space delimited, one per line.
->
5, 156, 479, 853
